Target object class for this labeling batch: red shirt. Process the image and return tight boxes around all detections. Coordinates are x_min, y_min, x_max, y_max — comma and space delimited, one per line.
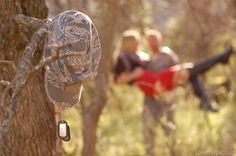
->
114, 52, 176, 97
134, 67, 175, 97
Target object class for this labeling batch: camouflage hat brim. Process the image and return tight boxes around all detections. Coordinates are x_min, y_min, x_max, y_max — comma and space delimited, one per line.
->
45, 72, 82, 107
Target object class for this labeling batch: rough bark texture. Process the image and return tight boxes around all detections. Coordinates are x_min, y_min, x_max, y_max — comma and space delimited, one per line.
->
81, 2, 120, 156
0, 0, 57, 156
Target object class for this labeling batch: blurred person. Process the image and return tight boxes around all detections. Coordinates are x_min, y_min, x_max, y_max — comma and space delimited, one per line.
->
114, 30, 234, 112
142, 29, 179, 156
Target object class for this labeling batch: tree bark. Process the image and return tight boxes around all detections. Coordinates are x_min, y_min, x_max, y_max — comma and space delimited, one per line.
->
0, 0, 58, 156
81, 1, 120, 156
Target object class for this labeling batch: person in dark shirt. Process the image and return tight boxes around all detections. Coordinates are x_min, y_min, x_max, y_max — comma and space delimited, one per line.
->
114, 30, 148, 83
113, 30, 234, 112
114, 52, 147, 83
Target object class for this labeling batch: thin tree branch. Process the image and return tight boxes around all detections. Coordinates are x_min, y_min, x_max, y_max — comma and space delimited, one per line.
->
16, 24, 49, 79
15, 14, 47, 29
16, 45, 85, 83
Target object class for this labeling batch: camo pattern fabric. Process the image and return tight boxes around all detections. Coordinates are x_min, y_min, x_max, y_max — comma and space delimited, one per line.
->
44, 10, 101, 106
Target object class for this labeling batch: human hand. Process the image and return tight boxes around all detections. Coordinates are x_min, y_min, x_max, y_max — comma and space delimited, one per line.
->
132, 67, 144, 78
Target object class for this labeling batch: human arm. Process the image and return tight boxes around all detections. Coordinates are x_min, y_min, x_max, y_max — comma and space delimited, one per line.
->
115, 67, 144, 84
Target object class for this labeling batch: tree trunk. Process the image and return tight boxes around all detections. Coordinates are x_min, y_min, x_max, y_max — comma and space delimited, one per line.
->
81, 1, 120, 156
0, 0, 58, 156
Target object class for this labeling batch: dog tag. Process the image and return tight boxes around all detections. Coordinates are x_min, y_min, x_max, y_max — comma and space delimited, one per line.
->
58, 120, 70, 141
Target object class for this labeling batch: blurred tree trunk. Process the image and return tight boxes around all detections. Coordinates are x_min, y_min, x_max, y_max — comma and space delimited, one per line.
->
230, 0, 236, 18
0, 0, 58, 156
81, 1, 120, 156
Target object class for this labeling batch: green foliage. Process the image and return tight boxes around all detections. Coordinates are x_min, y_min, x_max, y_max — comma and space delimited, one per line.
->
63, 84, 236, 156
96, 85, 145, 156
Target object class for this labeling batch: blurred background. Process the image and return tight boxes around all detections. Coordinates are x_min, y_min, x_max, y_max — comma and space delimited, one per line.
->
46, 0, 236, 155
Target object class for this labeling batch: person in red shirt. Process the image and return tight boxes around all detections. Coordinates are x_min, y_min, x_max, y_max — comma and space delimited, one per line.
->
114, 30, 234, 112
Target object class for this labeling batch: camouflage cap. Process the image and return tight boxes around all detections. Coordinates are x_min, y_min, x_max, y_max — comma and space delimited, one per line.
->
44, 10, 101, 107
